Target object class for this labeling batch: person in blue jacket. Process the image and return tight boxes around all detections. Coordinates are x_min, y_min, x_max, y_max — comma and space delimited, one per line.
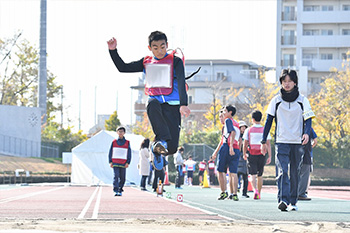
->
108, 126, 131, 197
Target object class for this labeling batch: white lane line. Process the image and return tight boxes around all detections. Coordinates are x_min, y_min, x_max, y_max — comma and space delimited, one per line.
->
78, 186, 99, 219
91, 186, 102, 219
184, 199, 256, 221
130, 187, 235, 221
0, 187, 65, 204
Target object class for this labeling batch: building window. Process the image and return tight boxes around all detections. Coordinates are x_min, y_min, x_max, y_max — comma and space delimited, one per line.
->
342, 29, 350, 35
283, 54, 295, 66
302, 53, 316, 66
341, 53, 350, 60
303, 30, 319, 36
216, 72, 227, 81
304, 5, 320, 11
321, 30, 333, 36
320, 54, 333, 60
282, 30, 296, 45
283, 6, 297, 21
309, 77, 321, 84
342, 5, 350, 11
321, 5, 334, 11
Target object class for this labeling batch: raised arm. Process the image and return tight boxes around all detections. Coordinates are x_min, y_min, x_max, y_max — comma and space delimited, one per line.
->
107, 37, 144, 73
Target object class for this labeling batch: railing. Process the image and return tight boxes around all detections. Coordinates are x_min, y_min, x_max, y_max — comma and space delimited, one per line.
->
41, 144, 59, 158
183, 143, 215, 161
281, 36, 297, 45
0, 134, 40, 157
282, 12, 297, 21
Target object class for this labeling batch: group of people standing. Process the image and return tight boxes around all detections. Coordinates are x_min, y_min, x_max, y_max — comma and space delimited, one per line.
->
107, 30, 317, 212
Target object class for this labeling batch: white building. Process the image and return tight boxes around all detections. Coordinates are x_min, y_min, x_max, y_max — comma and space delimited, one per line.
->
131, 59, 267, 125
276, 0, 350, 95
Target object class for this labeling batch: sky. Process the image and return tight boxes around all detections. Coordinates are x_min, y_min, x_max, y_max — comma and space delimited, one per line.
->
0, 0, 277, 133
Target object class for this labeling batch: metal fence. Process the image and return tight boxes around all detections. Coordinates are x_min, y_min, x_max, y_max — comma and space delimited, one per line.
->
0, 134, 40, 157
41, 143, 59, 158
0, 134, 59, 158
183, 143, 215, 161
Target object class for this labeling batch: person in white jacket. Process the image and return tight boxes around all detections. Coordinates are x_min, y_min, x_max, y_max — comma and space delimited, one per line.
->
174, 146, 184, 189
139, 138, 151, 191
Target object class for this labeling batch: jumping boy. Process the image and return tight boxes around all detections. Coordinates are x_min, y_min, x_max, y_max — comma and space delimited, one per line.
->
108, 126, 131, 196
261, 69, 315, 211
107, 31, 190, 170
243, 110, 272, 200
212, 105, 240, 201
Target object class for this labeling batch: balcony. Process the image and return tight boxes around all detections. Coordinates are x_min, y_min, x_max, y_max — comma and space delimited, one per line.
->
282, 12, 297, 21
281, 36, 297, 45
280, 59, 297, 67
301, 11, 350, 23
302, 59, 344, 72
300, 35, 350, 48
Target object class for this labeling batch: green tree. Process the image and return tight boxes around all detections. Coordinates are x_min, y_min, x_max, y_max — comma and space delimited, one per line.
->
105, 110, 121, 131
133, 112, 155, 139
42, 116, 88, 153
0, 34, 62, 116
309, 57, 350, 168
1, 34, 85, 154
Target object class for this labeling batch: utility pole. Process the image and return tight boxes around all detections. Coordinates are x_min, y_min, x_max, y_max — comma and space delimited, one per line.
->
38, 0, 47, 125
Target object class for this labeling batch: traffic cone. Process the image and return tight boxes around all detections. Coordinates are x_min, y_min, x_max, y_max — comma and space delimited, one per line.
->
247, 174, 254, 192
164, 171, 170, 186
202, 170, 210, 188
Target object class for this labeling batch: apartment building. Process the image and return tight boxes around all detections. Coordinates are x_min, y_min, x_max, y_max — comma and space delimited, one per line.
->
277, 0, 350, 95
131, 59, 263, 125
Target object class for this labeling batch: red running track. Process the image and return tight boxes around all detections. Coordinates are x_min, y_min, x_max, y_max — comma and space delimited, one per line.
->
0, 185, 225, 220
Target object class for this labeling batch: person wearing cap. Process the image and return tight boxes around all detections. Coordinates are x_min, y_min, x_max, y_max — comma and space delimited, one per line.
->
243, 111, 272, 200
237, 120, 249, 198
108, 126, 132, 196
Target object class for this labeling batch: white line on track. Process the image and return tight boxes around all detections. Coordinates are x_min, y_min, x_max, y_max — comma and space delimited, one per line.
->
130, 187, 235, 221
0, 186, 65, 204
78, 186, 99, 219
183, 199, 256, 221
91, 186, 102, 219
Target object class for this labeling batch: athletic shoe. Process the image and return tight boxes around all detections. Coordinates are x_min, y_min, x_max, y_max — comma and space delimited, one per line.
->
218, 192, 228, 200
232, 194, 239, 201
175, 187, 183, 189
278, 201, 288, 212
298, 195, 311, 201
141, 187, 147, 191
254, 191, 260, 200
152, 140, 168, 155
228, 194, 233, 200
114, 192, 119, 196
289, 205, 298, 211
242, 194, 250, 198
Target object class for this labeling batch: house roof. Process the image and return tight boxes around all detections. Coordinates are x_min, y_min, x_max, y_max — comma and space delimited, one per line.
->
185, 59, 255, 66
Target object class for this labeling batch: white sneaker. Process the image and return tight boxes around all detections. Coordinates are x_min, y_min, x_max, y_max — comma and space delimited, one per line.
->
289, 204, 298, 211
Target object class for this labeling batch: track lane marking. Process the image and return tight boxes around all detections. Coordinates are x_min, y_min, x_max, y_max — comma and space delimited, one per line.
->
0, 186, 65, 204
91, 186, 102, 219
78, 186, 99, 219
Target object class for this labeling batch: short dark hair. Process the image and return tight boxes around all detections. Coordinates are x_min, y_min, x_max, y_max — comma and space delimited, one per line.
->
225, 105, 236, 117
148, 31, 167, 46
279, 69, 298, 86
178, 146, 184, 152
252, 110, 262, 122
140, 138, 150, 149
116, 126, 125, 132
